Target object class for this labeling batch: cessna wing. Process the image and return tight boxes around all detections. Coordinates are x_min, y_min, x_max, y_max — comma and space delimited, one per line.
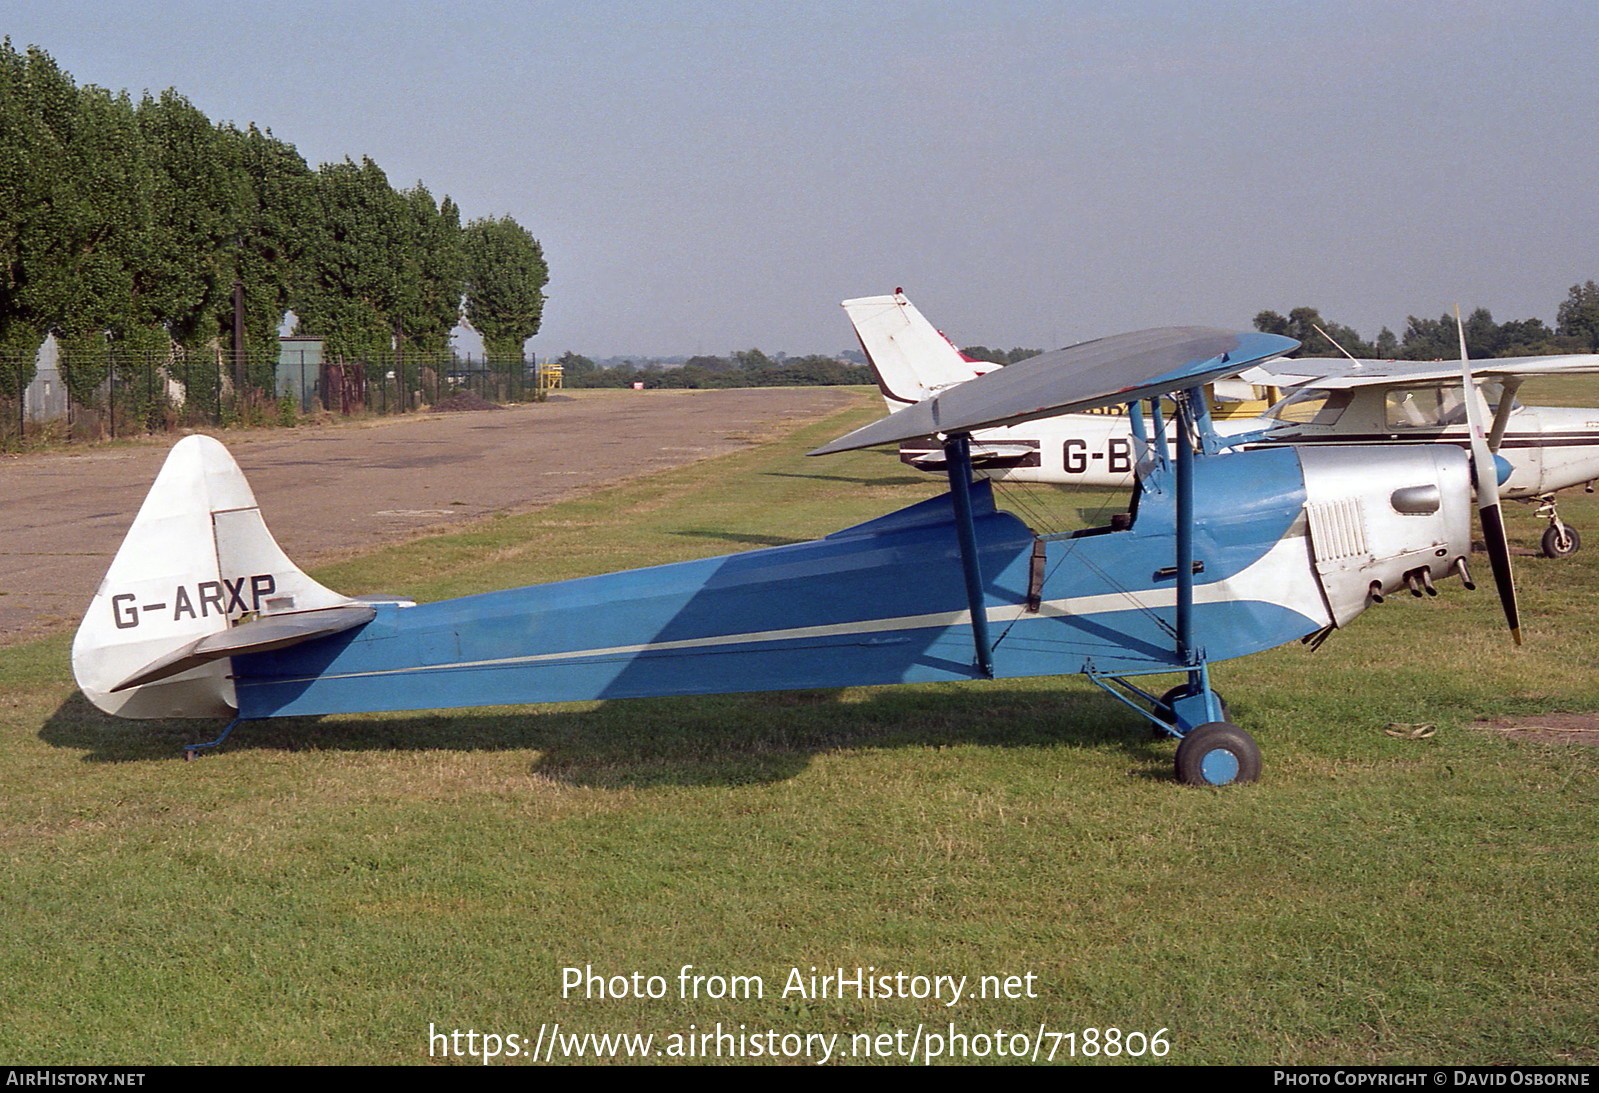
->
1243, 353, 1599, 389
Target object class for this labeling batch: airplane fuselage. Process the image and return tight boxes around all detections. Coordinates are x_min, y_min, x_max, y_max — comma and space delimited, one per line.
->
223, 444, 1469, 721
900, 393, 1599, 500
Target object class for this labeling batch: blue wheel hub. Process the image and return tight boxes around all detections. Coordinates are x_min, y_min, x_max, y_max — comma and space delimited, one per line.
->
1199, 747, 1240, 785
1173, 719, 1261, 786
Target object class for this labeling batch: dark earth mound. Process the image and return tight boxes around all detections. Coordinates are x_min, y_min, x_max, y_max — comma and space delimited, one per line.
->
429, 390, 504, 412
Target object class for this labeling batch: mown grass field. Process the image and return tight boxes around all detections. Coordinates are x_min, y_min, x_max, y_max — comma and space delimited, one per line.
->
3, 393, 1597, 1065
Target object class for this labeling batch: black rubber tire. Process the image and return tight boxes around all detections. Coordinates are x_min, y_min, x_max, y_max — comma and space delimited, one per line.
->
1174, 722, 1261, 786
1541, 524, 1581, 559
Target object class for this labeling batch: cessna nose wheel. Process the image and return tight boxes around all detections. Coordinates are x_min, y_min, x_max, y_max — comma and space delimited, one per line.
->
1534, 495, 1582, 559
1540, 523, 1581, 559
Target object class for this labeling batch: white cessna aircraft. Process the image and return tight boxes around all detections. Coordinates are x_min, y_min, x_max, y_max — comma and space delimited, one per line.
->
846, 292, 1599, 558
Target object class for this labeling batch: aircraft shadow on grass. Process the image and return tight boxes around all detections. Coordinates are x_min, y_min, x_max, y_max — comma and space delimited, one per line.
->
38, 682, 1185, 788
669, 529, 809, 549
760, 470, 931, 488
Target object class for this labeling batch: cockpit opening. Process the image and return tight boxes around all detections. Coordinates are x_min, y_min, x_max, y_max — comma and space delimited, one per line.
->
1265, 387, 1354, 426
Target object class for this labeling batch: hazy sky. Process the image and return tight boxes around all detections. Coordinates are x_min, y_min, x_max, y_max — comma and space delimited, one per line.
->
7, 1, 1598, 357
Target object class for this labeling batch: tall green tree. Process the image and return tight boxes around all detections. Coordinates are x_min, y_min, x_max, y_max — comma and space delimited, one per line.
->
1557, 281, 1599, 351
227, 124, 314, 389
960, 345, 1041, 365
1495, 316, 1556, 356
1396, 314, 1453, 360
1394, 309, 1501, 360
1462, 307, 1501, 357
1253, 307, 1372, 358
134, 90, 246, 351
463, 216, 546, 363
293, 157, 409, 361
395, 185, 464, 354
732, 347, 772, 372
385, 185, 464, 399
0, 42, 66, 393
0, 42, 535, 418
553, 350, 596, 382
52, 83, 158, 406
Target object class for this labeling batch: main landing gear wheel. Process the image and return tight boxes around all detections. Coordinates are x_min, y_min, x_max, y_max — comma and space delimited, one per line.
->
1174, 722, 1261, 786
1540, 523, 1581, 559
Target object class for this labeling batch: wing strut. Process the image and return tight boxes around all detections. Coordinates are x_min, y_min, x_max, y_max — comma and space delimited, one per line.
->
1487, 377, 1524, 453
1174, 392, 1196, 665
943, 433, 994, 678
1170, 389, 1223, 724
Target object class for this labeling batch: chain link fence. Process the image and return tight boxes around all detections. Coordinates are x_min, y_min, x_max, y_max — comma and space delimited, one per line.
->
0, 346, 542, 450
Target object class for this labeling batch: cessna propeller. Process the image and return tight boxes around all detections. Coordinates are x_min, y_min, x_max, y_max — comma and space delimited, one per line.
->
1458, 306, 1522, 645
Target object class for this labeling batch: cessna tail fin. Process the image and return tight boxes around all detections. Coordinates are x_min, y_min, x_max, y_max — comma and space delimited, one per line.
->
72, 435, 361, 719
842, 292, 996, 410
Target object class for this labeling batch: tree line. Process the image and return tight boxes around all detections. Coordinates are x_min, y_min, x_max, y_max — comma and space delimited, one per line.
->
548, 285, 1599, 394
548, 344, 1051, 390
0, 41, 547, 407
1255, 282, 1599, 360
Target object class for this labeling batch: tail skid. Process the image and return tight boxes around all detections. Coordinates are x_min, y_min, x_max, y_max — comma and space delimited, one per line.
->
72, 436, 364, 719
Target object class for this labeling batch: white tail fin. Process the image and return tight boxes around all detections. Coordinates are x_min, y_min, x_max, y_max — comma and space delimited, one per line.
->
842, 292, 995, 411
72, 435, 355, 719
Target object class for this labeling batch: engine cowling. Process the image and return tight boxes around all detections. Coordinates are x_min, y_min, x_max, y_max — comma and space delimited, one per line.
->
1296, 445, 1474, 627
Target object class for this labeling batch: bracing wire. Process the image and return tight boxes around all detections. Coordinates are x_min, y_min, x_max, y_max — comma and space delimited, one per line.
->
983, 402, 1188, 651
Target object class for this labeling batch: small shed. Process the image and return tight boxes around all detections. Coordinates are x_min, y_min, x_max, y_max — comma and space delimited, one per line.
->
277, 336, 324, 411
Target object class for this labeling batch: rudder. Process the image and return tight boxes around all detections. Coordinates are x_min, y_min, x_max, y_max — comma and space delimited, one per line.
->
842, 292, 993, 410
72, 435, 356, 719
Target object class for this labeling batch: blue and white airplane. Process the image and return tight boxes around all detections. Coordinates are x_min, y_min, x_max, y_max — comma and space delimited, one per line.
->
72, 325, 1515, 786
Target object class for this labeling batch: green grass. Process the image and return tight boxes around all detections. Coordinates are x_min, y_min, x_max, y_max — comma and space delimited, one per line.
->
4, 400, 1598, 1065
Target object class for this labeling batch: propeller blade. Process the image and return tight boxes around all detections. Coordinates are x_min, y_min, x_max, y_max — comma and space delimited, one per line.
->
1458, 306, 1522, 645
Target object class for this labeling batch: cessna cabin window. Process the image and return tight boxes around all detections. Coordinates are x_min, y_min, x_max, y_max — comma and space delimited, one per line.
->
1383, 382, 1520, 431
1267, 387, 1353, 426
